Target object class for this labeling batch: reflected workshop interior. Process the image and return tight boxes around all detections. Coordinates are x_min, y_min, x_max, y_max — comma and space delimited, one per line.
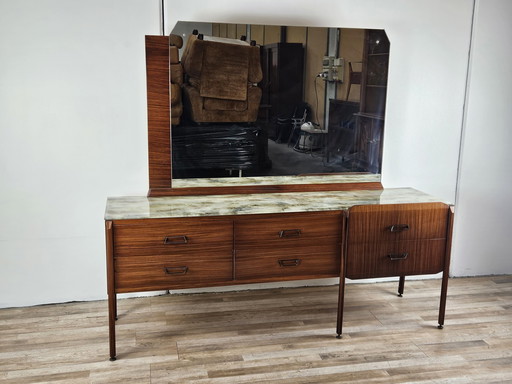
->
169, 22, 389, 180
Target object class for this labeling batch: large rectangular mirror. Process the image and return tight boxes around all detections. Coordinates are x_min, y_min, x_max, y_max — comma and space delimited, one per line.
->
146, 22, 389, 195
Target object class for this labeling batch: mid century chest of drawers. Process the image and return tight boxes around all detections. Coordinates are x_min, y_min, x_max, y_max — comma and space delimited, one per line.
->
105, 188, 454, 360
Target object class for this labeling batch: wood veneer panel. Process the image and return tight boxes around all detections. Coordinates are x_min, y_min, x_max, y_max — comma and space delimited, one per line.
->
148, 181, 384, 197
346, 239, 446, 279
146, 35, 172, 189
113, 218, 232, 257
115, 251, 233, 292
234, 211, 342, 244
348, 202, 449, 243
235, 243, 340, 280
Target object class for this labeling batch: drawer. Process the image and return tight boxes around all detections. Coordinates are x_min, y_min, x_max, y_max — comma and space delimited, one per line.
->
235, 243, 340, 281
235, 211, 342, 245
348, 203, 449, 243
113, 217, 232, 257
346, 239, 446, 279
115, 250, 233, 292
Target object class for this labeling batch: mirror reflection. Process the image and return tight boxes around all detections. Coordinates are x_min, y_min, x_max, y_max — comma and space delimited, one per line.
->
169, 22, 389, 182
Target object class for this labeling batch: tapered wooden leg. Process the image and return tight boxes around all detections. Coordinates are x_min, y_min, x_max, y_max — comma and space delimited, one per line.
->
438, 271, 449, 329
336, 211, 348, 338
105, 221, 117, 360
336, 276, 346, 338
398, 276, 405, 297
438, 206, 454, 329
114, 293, 117, 321
108, 293, 117, 361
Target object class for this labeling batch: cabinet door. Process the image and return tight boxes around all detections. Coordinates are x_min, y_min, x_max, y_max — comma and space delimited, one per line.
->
113, 217, 233, 292
234, 212, 342, 282
346, 203, 449, 279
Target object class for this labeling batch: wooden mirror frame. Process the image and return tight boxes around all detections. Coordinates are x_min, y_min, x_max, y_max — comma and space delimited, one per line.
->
145, 35, 383, 197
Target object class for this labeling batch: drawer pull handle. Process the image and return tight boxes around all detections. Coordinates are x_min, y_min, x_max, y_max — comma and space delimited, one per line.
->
389, 224, 410, 233
279, 229, 302, 238
278, 258, 302, 267
164, 266, 189, 275
387, 253, 409, 261
163, 235, 188, 245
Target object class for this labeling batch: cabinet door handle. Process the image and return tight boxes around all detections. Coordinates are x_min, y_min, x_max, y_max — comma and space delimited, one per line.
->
387, 253, 409, 261
163, 235, 188, 245
164, 266, 189, 275
279, 229, 302, 238
278, 258, 302, 267
389, 224, 410, 233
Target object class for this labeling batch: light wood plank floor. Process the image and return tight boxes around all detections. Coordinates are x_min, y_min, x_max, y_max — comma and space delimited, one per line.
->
1, 276, 511, 383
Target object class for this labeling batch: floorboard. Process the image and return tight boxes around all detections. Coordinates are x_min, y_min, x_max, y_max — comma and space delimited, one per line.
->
1, 276, 511, 383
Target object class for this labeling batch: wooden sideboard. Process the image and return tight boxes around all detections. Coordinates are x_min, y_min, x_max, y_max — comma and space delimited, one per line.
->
105, 188, 454, 360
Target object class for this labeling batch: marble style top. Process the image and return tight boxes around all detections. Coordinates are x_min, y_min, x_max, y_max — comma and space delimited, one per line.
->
172, 173, 381, 188
105, 188, 447, 221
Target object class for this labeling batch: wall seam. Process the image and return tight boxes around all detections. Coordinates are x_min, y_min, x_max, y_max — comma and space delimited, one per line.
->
454, 0, 477, 207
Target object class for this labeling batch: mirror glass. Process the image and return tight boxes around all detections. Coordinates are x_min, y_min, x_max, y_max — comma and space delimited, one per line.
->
169, 21, 389, 188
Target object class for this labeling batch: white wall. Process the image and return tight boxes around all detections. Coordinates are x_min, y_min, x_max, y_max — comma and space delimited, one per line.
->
451, 0, 512, 275
0, 0, 160, 307
0, 0, 510, 308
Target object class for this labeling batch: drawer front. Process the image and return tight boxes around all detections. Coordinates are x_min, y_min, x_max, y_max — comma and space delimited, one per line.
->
346, 239, 446, 279
235, 211, 342, 245
115, 249, 233, 292
348, 203, 449, 243
235, 243, 340, 281
113, 218, 233, 257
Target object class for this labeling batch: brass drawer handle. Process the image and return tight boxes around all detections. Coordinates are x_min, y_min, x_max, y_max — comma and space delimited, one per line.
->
163, 235, 188, 245
279, 229, 302, 238
389, 224, 410, 233
164, 266, 189, 275
387, 253, 409, 261
278, 258, 302, 267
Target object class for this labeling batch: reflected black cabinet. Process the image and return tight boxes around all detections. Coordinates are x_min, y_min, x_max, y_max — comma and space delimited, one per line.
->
354, 29, 390, 173
361, 29, 390, 116
260, 43, 304, 121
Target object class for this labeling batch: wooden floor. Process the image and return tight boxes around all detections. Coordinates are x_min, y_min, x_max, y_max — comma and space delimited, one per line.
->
1, 276, 511, 383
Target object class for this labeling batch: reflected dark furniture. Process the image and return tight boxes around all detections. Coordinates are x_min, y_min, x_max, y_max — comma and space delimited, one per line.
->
172, 124, 269, 178
352, 29, 389, 173
326, 99, 360, 163
346, 61, 362, 101
260, 43, 304, 139
169, 34, 184, 125
181, 34, 263, 123
353, 113, 384, 174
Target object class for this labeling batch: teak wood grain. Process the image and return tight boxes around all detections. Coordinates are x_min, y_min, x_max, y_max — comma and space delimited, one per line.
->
148, 181, 384, 197
235, 243, 340, 281
234, 211, 342, 244
115, 251, 233, 292
346, 239, 446, 279
347, 202, 449, 243
113, 217, 233, 257
146, 35, 172, 190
